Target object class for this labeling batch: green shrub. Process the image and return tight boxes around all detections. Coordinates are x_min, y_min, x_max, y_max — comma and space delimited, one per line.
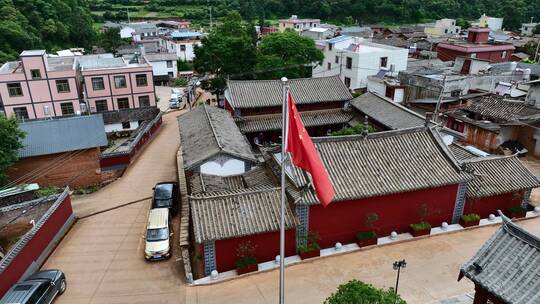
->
235, 256, 257, 268
461, 213, 480, 222
172, 78, 188, 87
356, 231, 377, 241
410, 221, 431, 232
325, 279, 407, 304
298, 242, 320, 254
36, 186, 62, 197
508, 206, 527, 213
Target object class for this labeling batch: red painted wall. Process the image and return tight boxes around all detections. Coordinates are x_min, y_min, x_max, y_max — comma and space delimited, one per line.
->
309, 184, 459, 248
0, 195, 73, 297
213, 229, 296, 273
464, 193, 522, 219
437, 46, 513, 63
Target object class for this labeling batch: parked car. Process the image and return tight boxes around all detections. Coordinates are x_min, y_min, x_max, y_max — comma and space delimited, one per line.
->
169, 98, 180, 109
144, 208, 172, 260
152, 182, 179, 215
0, 270, 66, 304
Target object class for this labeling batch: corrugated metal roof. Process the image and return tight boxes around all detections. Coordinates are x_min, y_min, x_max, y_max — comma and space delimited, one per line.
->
351, 92, 429, 130
190, 187, 296, 243
462, 156, 540, 198
226, 76, 352, 109
460, 216, 540, 303
178, 105, 256, 170
235, 109, 355, 133
18, 115, 107, 158
171, 31, 202, 38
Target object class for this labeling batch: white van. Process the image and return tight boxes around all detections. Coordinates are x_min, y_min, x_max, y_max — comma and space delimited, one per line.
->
144, 208, 171, 260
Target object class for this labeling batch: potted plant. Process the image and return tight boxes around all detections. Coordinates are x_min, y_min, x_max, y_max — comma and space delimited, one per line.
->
460, 213, 481, 227
410, 203, 432, 237
298, 231, 321, 260
235, 241, 258, 275
356, 212, 378, 247
507, 206, 527, 219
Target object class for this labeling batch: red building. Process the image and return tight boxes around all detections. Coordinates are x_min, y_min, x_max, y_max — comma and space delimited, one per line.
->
437, 27, 515, 63
459, 215, 540, 303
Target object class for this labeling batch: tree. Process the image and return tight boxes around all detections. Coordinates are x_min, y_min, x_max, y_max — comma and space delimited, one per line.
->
193, 11, 257, 93
256, 30, 324, 79
98, 27, 128, 53
534, 24, 540, 35
325, 280, 407, 304
0, 116, 25, 186
456, 18, 471, 30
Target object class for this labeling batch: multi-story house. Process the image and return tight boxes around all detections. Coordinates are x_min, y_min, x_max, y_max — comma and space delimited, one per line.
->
0, 50, 156, 120
521, 22, 538, 36
313, 36, 409, 90
159, 31, 203, 62
278, 15, 320, 32
78, 54, 155, 113
0, 50, 80, 120
424, 19, 461, 37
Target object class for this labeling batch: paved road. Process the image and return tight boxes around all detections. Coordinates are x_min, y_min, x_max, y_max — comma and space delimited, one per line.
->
186, 217, 540, 304
43, 111, 187, 304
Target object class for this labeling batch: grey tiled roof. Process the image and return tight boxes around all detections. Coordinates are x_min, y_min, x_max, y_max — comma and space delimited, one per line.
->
18, 115, 107, 158
190, 188, 296, 243
351, 92, 429, 130
235, 109, 355, 133
463, 96, 540, 123
448, 143, 477, 161
178, 105, 256, 170
189, 167, 274, 195
462, 156, 540, 198
290, 127, 470, 205
101, 107, 160, 124
226, 76, 352, 109
460, 216, 540, 303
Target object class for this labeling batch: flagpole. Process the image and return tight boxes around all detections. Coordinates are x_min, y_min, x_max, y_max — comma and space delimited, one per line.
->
279, 76, 289, 304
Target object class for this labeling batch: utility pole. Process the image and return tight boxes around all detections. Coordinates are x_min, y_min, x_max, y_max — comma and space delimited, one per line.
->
535, 39, 540, 62
433, 75, 447, 123
208, 0, 213, 28
127, 8, 130, 24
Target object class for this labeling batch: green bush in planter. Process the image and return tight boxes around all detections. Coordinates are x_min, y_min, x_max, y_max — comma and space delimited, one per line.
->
235, 256, 257, 268
298, 242, 320, 254
325, 279, 407, 304
356, 231, 377, 241
508, 206, 527, 213
461, 213, 480, 222
410, 221, 431, 232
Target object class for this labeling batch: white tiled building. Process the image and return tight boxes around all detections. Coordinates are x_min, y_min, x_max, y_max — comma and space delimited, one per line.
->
313, 36, 409, 90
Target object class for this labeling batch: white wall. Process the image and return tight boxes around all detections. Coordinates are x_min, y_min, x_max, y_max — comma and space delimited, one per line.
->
200, 156, 247, 176
120, 27, 135, 39
105, 121, 139, 133
150, 60, 178, 78
367, 78, 386, 96
160, 38, 201, 62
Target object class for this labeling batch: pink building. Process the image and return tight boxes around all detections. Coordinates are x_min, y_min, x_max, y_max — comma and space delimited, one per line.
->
0, 51, 156, 120
0, 50, 79, 120
77, 54, 156, 113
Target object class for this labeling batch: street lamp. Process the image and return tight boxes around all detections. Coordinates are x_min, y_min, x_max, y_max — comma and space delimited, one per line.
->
393, 259, 406, 297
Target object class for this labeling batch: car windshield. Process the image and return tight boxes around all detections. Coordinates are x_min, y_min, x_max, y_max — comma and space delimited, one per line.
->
154, 185, 172, 199
153, 200, 170, 208
146, 228, 169, 242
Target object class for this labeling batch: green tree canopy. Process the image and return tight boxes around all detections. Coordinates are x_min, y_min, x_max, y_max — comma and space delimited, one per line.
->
534, 24, 540, 35
0, 116, 25, 186
193, 11, 257, 93
98, 27, 129, 53
325, 280, 407, 304
256, 30, 324, 79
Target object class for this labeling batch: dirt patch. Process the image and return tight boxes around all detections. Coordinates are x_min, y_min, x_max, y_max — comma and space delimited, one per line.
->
0, 222, 33, 253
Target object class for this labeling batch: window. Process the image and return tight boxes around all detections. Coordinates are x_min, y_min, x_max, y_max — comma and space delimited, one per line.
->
344, 77, 351, 88
168, 72, 174, 78
380, 57, 388, 68
166, 60, 173, 68
135, 74, 148, 87
95, 100, 108, 113
327, 62, 331, 70
328, 43, 333, 51
501, 51, 507, 58
7, 83, 23, 97
60, 102, 74, 115
122, 121, 131, 129
30, 69, 41, 80
114, 76, 127, 88
450, 90, 461, 97
444, 29, 448, 34
117, 98, 130, 109
139, 95, 150, 107
471, 53, 477, 58
346, 57, 352, 69
13, 107, 29, 120
91, 77, 105, 90
180, 45, 186, 51
335, 56, 339, 64
55, 79, 70, 93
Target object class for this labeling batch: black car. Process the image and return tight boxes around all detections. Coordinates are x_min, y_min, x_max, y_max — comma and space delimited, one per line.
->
151, 182, 179, 215
0, 270, 66, 304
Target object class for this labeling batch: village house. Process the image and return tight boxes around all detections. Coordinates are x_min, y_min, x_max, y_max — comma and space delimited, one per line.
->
477, 14, 503, 31
424, 19, 461, 38
143, 53, 178, 85
178, 104, 257, 177
119, 22, 158, 42
301, 27, 334, 40
224, 76, 354, 143
526, 79, 540, 107
278, 15, 320, 32
521, 22, 538, 36
437, 27, 515, 63
155, 20, 191, 30
339, 26, 372, 39
159, 31, 203, 61
7, 115, 108, 188
313, 36, 409, 90
459, 215, 540, 303
366, 75, 406, 103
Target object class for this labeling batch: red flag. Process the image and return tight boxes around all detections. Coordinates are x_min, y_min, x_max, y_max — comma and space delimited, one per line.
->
286, 91, 335, 206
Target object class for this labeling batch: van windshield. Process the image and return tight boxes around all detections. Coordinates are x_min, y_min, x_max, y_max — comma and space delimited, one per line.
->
146, 228, 169, 242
